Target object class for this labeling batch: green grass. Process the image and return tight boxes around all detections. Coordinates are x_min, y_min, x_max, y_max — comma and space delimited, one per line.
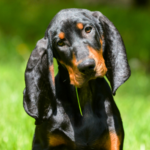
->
0, 62, 34, 150
0, 59, 150, 150
115, 71, 150, 149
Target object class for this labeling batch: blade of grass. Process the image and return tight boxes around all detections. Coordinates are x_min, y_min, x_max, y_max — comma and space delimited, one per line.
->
75, 87, 83, 116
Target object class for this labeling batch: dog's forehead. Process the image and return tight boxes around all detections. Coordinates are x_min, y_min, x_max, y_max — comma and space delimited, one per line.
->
49, 9, 93, 32
56, 8, 92, 21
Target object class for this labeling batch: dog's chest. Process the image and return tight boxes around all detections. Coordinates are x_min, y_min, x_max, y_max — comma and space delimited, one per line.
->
48, 82, 109, 149
48, 101, 108, 149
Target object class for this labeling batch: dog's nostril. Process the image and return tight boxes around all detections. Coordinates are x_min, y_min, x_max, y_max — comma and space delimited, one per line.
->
88, 65, 95, 70
78, 59, 95, 74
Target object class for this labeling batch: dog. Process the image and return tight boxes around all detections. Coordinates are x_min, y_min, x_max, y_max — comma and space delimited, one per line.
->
23, 8, 131, 150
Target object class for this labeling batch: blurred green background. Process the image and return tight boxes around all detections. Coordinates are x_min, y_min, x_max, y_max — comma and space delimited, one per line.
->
0, 0, 150, 149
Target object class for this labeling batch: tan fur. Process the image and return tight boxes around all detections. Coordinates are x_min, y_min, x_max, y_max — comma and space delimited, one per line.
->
93, 132, 121, 150
110, 132, 121, 150
49, 65, 55, 85
88, 39, 107, 78
76, 23, 84, 30
59, 53, 85, 87
49, 134, 67, 146
59, 32, 65, 39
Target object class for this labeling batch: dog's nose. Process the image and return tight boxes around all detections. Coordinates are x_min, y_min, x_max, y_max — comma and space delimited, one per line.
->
78, 59, 95, 74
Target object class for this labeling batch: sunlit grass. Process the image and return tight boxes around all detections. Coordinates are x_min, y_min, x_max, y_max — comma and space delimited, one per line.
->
0, 62, 34, 150
115, 73, 150, 149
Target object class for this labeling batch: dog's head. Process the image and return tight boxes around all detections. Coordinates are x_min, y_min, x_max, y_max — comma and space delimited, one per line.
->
23, 9, 131, 123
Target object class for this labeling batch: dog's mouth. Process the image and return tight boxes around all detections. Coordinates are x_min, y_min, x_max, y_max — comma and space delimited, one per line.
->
70, 64, 107, 88
73, 72, 95, 87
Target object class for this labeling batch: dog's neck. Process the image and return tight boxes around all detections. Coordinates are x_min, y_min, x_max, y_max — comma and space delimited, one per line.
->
75, 82, 93, 107
58, 63, 94, 109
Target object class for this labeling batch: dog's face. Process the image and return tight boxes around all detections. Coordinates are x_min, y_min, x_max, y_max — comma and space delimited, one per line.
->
24, 9, 131, 122
49, 10, 107, 87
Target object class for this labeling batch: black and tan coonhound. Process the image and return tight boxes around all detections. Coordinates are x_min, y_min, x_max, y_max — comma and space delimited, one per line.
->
23, 9, 131, 150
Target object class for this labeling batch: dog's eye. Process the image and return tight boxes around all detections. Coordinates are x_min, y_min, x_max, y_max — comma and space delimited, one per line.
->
57, 41, 65, 46
85, 26, 92, 33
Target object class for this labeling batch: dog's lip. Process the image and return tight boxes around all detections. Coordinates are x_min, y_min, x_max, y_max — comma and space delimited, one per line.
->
83, 72, 97, 82
81, 71, 105, 84
75, 72, 99, 88
77, 74, 96, 88
84, 71, 96, 78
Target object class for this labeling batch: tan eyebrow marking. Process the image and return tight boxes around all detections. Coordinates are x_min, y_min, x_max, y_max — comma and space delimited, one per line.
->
59, 32, 65, 39
76, 23, 84, 30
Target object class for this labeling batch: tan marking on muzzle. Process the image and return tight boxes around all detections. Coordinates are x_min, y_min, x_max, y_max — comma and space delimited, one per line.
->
49, 65, 55, 85
76, 23, 84, 30
88, 39, 107, 77
59, 32, 65, 39
59, 54, 85, 87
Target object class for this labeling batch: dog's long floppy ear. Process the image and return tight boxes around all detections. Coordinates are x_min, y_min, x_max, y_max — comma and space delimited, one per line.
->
92, 11, 131, 95
23, 37, 56, 125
